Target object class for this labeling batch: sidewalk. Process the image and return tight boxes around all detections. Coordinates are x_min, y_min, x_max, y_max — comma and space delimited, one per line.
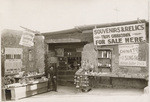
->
9, 86, 149, 102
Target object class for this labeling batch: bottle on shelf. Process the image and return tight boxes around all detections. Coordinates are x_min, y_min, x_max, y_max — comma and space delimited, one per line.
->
101, 51, 104, 58
107, 51, 111, 59
98, 62, 102, 67
103, 51, 107, 58
106, 51, 109, 58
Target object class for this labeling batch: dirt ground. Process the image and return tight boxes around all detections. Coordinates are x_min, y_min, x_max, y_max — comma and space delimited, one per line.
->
7, 86, 150, 102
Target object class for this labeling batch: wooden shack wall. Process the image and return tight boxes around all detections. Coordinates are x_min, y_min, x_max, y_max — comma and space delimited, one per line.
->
81, 22, 149, 76
1, 29, 45, 76
82, 42, 148, 88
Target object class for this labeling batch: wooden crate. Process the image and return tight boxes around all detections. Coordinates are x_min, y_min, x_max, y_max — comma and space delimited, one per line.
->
8, 81, 48, 100
10, 86, 26, 100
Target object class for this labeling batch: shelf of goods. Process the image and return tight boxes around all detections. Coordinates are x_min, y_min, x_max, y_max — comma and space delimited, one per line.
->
57, 70, 77, 85
6, 81, 48, 100
97, 49, 112, 73
74, 75, 91, 92
75, 71, 148, 90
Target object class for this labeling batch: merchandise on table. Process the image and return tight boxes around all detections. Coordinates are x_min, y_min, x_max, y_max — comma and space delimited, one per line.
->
4, 71, 48, 89
4, 76, 16, 85
5, 76, 48, 89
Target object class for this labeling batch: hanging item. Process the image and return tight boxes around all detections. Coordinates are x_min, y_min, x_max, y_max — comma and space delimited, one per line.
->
19, 31, 35, 47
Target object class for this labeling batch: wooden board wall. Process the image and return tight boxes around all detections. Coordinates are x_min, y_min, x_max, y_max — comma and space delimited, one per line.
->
82, 43, 149, 75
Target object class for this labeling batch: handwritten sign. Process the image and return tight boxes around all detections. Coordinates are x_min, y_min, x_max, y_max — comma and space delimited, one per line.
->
93, 23, 146, 45
119, 44, 146, 67
19, 32, 35, 47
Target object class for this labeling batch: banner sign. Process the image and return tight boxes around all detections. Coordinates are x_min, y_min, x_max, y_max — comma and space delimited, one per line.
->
93, 23, 146, 45
19, 32, 35, 47
119, 44, 146, 67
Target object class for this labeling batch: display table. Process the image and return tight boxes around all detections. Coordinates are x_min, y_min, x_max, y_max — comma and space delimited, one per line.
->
75, 72, 148, 90
76, 72, 148, 80
6, 81, 48, 100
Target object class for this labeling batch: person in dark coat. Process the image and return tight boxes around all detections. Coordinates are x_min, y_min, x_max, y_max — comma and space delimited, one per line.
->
48, 66, 57, 91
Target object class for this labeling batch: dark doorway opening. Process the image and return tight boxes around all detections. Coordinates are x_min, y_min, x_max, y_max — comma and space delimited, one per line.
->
46, 42, 86, 90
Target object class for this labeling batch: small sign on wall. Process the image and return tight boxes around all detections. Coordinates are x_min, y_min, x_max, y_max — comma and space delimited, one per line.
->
119, 44, 146, 67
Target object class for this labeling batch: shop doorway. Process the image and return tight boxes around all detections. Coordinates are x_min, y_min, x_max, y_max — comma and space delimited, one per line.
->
57, 49, 81, 86
46, 43, 86, 90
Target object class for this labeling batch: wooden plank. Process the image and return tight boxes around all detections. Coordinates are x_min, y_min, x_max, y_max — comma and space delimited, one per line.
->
26, 87, 48, 97
45, 38, 81, 43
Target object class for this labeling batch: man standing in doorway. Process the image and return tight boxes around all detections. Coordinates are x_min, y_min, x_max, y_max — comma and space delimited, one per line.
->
48, 66, 57, 92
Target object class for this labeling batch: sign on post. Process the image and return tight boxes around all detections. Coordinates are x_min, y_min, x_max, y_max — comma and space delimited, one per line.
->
19, 32, 35, 47
93, 23, 146, 45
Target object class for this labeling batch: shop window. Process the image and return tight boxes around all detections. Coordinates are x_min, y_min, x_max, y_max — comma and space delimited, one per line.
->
97, 48, 112, 72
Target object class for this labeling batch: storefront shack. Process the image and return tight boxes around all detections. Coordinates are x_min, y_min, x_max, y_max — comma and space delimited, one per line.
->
1, 29, 47, 100
75, 20, 149, 90
43, 19, 149, 90
43, 28, 90, 86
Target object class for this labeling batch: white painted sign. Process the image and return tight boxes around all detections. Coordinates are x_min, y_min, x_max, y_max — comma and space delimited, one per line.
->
5, 48, 23, 74
93, 23, 146, 45
19, 32, 35, 47
119, 44, 146, 67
